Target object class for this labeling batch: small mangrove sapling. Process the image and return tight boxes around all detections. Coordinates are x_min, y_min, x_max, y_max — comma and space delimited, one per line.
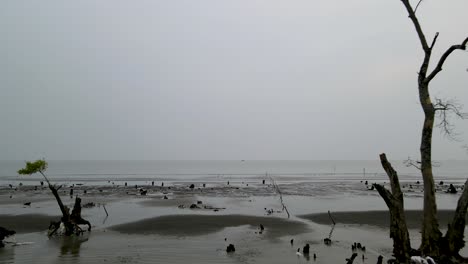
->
18, 159, 91, 236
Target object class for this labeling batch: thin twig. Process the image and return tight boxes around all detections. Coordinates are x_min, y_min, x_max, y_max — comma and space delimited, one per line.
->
429, 32, 439, 49
414, 0, 424, 14
404, 158, 422, 171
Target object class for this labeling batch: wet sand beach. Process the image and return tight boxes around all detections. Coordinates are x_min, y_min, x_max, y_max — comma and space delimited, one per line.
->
1, 168, 467, 263
299, 209, 465, 229
110, 214, 310, 238
0, 214, 59, 234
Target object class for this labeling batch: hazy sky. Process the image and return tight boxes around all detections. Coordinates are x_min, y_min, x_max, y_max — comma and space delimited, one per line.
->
1, 1, 467, 160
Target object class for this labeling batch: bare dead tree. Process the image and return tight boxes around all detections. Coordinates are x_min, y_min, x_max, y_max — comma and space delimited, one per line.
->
374, 154, 411, 264
375, 0, 468, 262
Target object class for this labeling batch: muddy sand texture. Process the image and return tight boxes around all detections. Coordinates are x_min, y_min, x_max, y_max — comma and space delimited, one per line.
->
0, 214, 59, 233
300, 209, 465, 229
110, 214, 309, 238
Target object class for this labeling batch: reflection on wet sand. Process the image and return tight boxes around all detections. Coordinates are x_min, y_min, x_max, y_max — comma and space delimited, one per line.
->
57, 236, 89, 257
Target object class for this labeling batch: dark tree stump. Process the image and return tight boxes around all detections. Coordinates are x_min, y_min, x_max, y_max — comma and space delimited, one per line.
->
0, 227, 16, 248
71, 197, 91, 232
226, 244, 235, 252
346, 253, 358, 264
303, 243, 310, 255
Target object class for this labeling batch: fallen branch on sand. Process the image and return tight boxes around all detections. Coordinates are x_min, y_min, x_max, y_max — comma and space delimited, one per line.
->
325, 210, 336, 244
328, 210, 336, 225
269, 176, 290, 218
103, 205, 109, 216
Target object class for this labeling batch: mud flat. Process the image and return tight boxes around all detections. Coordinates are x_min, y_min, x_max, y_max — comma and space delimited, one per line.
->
299, 209, 464, 229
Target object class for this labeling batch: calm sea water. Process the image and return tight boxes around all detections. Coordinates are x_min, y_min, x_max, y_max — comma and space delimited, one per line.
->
1, 160, 467, 185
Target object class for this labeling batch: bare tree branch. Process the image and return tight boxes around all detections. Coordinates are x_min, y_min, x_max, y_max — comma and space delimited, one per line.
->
400, 0, 430, 52
426, 37, 468, 83
404, 157, 440, 170
434, 98, 468, 140
380, 153, 404, 200
374, 183, 394, 208
404, 157, 421, 170
430, 32, 439, 50
413, 0, 424, 14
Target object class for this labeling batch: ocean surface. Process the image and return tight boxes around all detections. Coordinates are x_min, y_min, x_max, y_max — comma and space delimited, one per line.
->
1, 160, 467, 186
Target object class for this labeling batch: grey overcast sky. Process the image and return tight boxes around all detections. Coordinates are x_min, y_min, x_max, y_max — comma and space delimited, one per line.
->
1, 1, 467, 161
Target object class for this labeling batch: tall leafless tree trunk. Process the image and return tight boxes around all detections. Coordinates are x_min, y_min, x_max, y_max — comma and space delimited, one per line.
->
418, 82, 442, 255
376, 0, 468, 261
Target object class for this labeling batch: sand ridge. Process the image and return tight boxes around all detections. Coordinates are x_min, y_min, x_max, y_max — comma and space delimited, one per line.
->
110, 214, 310, 238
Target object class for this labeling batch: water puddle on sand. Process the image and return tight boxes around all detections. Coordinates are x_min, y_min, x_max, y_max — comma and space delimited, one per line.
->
1, 224, 392, 264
